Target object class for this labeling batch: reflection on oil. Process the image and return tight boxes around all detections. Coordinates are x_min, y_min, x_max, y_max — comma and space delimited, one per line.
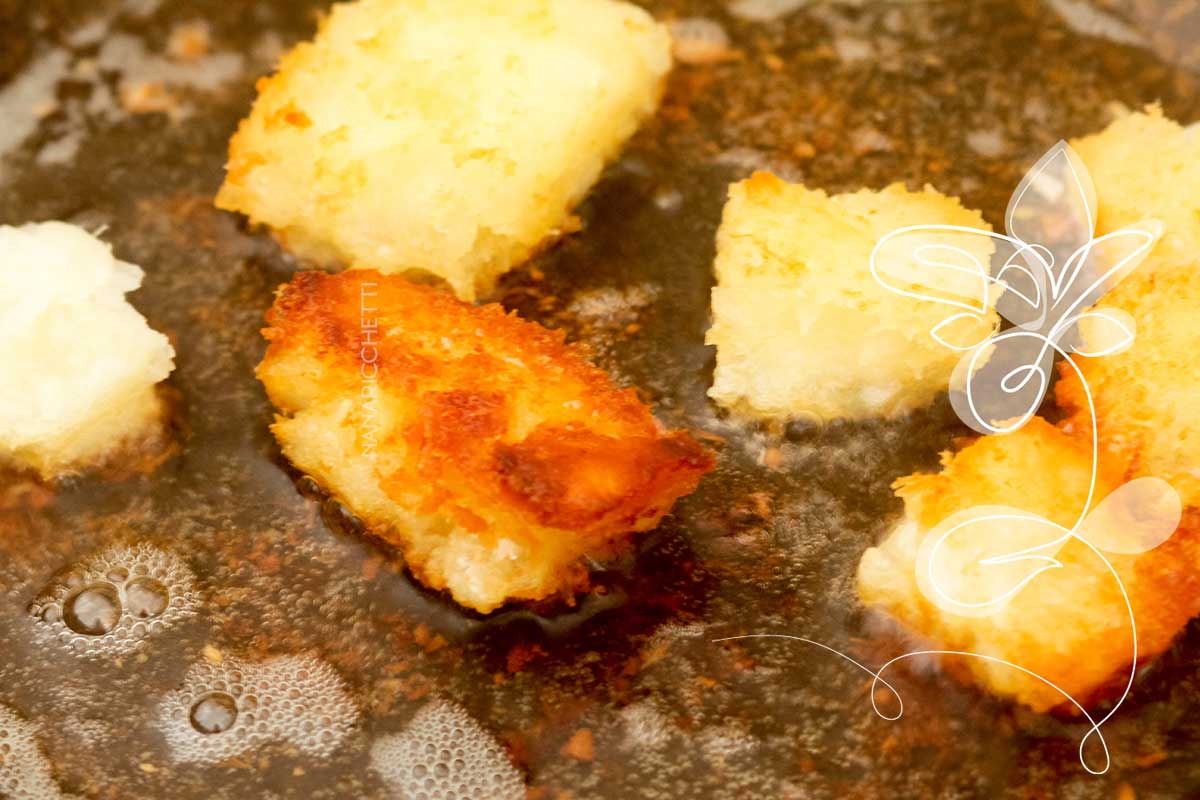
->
189, 692, 238, 735
62, 584, 121, 636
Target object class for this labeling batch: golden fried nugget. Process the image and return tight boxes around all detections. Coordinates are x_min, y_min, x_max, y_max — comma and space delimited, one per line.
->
706, 172, 998, 421
258, 270, 713, 612
216, 0, 672, 301
857, 418, 1200, 712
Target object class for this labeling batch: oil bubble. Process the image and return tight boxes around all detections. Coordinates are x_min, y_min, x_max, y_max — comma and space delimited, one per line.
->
370, 699, 524, 800
29, 544, 200, 658
0, 703, 71, 800
158, 654, 358, 765
62, 584, 121, 636
125, 577, 169, 619
190, 693, 238, 734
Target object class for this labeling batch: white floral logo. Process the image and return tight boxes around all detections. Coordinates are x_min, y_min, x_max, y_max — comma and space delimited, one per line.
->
872, 140, 1160, 437
871, 141, 1181, 773
720, 142, 1182, 775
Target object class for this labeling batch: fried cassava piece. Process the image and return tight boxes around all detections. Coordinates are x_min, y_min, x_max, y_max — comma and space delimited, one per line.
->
217, 0, 672, 301
258, 271, 712, 612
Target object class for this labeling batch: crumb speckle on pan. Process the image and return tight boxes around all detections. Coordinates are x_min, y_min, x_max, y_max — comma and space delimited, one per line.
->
670, 17, 739, 66
1047, 0, 1149, 48
726, 0, 808, 24
96, 32, 244, 120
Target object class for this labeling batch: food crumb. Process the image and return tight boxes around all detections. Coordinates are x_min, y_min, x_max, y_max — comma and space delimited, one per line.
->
360, 557, 381, 580
506, 642, 548, 673
792, 141, 816, 160
965, 127, 1009, 157
119, 80, 179, 117
850, 125, 893, 155
833, 36, 873, 63
560, 729, 595, 761
669, 18, 739, 66
759, 446, 785, 471
167, 21, 212, 62
728, 0, 807, 23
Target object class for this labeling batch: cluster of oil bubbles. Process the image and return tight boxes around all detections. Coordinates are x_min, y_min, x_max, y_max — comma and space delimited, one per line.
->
618, 699, 675, 751
27, 544, 200, 658
0, 704, 75, 800
156, 654, 359, 765
370, 699, 524, 800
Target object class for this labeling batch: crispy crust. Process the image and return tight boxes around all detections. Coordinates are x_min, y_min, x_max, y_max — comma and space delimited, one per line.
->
860, 419, 1200, 712
258, 270, 713, 612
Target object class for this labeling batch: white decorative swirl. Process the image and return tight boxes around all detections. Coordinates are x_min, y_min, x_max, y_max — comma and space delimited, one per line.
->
711, 634, 1121, 773
723, 141, 1181, 775
870, 220, 1160, 435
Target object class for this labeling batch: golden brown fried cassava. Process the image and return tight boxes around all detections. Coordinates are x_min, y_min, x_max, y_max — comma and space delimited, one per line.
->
258, 271, 713, 612
858, 419, 1200, 712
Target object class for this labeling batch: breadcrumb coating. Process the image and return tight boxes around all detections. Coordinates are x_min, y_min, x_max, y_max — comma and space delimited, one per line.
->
258, 270, 713, 612
216, 0, 672, 301
858, 418, 1200, 712
706, 172, 998, 421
